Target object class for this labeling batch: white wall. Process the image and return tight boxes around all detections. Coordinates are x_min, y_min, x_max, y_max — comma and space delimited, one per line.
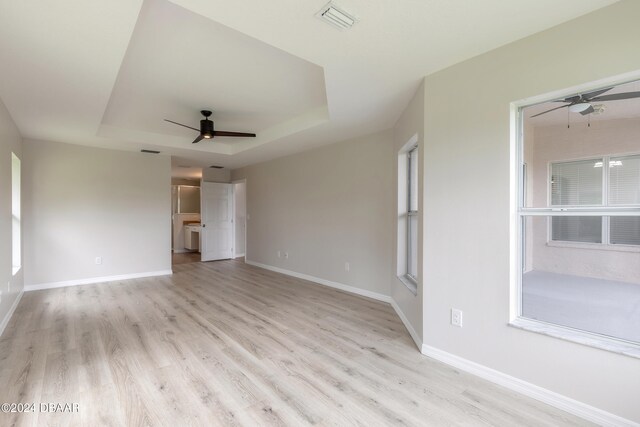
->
234, 181, 246, 256
530, 118, 640, 283
392, 80, 424, 345
0, 97, 23, 334
231, 131, 394, 297
23, 140, 171, 286
421, 1, 640, 421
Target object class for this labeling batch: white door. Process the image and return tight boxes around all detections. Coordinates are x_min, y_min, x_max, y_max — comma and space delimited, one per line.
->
200, 182, 233, 261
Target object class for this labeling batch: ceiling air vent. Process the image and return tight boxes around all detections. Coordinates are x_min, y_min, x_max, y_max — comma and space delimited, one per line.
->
209, 165, 224, 169
141, 149, 160, 154
316, 2, 356, 30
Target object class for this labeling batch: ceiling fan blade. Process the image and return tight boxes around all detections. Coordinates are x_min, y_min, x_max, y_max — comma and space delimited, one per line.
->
589, 91, 640, 102
580, 105, 595, 115
164, 119, 200, 132
530, 104, 569, 118
213, 130, 256, 137
559, 87, 612, 103
582, 87, 613, 100
192, 134, 204, 144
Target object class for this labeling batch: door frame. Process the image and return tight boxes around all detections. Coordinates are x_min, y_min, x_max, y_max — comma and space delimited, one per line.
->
231, 178, 247, 260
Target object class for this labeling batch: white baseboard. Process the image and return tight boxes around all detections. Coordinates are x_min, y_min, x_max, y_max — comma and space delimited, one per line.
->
421, 344, 637, 427
245, 260, 392, 304
234, 253, 245, 259
390, 299, 422, 350
0, 289, 24, 339
25, 270, 173, 292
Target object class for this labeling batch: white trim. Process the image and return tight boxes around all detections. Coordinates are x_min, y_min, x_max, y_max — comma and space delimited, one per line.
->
390, 299, 422, 350
0, 289, 24, 338
25, 270, 173, 292
234, 253, 245, 258
510, 317, 640, 359
421, 344, 638, 427
245, 260, 392, 303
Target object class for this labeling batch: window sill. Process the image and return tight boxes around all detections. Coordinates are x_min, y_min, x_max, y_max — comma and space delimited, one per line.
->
546, 240, 640, 253
397, 275, 417, 295
509, 317, 640, 359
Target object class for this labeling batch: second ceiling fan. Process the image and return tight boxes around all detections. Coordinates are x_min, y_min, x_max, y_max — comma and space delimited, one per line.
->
165, 110, 256, 143
531, 87, 640, 118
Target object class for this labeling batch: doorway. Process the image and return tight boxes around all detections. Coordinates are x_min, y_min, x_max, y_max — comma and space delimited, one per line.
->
171, 181, 201, 266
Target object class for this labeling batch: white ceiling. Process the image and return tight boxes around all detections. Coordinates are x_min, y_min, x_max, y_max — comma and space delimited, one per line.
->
0, 0, 617, 170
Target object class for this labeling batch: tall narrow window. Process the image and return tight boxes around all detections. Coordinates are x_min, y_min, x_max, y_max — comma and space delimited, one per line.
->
11, 153, 21, 275
406, 146, 419, 281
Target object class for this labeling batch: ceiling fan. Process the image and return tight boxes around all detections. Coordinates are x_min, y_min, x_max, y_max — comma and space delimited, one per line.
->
531, 87, 640, 118
165, 110, 256, 143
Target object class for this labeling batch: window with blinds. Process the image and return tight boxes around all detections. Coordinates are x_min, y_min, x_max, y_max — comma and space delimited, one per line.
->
609, 155, 640, 205
550, 154, 640, 246
12, 152, 21, 275
551, 159, 603, 206
407, 146, 418, 281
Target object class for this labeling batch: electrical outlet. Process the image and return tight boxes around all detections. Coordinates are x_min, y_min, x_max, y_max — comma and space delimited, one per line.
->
277, 251, 281, 258
284, 252, 289, 259
345, 262, 350, 272
95, 256, 102, 265
451, 309, 463, 327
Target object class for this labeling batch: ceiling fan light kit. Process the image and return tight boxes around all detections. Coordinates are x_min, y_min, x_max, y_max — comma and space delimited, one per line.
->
569, 102, 591, 113
164, 110, 256, 144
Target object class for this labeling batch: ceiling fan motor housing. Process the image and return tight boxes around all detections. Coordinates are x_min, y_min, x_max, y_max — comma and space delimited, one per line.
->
200, 118, 214, 138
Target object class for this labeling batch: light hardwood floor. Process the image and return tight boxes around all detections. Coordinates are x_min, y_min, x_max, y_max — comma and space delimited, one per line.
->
0, 259, 590, 426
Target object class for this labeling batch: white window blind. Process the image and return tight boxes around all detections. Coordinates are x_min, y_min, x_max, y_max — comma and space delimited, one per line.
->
610, 216, 640, 246
609, 155, 640, 205
551, 159, 603, 206
408, 148, 418, 211
406, 147, 418, 280
551, 216, 602, 243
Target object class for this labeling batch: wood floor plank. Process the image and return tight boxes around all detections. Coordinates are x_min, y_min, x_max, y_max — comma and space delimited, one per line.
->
0, 259, 593, 426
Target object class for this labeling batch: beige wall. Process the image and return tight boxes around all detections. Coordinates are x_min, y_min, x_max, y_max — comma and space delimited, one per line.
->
23, 140, 171, 285
392, 80, 424, 343
529, 118, 640, 283
421, 1, 640, 421
0, 98, 23, 332
231, 131, 394, 296
202, 167, 231, 183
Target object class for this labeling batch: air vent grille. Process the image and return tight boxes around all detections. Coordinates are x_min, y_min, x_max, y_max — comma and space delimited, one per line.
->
209, 165, 224, 169
141, 149, 160, 154
316, 2, 356, 30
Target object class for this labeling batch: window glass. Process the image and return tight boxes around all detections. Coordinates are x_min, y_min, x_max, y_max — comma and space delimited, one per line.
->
610, 216, 640, 245
551, 216, 602, 243
609, 155, 640, 205
12, 153, 21, 275
551, 159, 603, 206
